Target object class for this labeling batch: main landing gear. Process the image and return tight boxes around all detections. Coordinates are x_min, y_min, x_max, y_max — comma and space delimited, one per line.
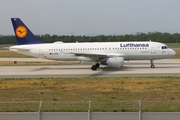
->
91, 63, 100, 71
150, 60, 155, 68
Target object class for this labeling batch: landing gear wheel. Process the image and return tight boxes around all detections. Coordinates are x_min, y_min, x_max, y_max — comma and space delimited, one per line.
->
91, 65, 97, 71
96, 63, 100, 68
151, 64, 155, 68
91, 63, 100, 71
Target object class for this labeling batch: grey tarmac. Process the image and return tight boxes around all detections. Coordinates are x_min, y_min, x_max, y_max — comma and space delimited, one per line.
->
0, 58, 180, 78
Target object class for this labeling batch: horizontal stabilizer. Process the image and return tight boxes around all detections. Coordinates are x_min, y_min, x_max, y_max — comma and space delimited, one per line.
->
9, 46, 30, 52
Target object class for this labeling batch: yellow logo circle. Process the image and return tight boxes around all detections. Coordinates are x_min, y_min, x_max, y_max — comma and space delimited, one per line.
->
15, 26, 27, 38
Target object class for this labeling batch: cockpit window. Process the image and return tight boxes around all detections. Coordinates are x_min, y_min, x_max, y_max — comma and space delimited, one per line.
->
162, 46, 168, 49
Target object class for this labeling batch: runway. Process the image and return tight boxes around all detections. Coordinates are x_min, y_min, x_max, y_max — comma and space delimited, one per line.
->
0, 58, 180, 78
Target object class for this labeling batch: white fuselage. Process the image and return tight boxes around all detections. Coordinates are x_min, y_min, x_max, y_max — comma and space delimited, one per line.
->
9, 41, 176, 62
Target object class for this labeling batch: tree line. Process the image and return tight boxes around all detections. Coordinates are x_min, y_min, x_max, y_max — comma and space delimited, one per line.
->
0, 32, 180, 44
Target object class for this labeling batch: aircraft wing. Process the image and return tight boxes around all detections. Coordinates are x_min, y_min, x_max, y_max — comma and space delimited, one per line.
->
69, 52, 127, 60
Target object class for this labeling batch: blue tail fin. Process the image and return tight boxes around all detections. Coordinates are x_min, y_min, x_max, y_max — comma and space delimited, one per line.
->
11, 18, 42, 45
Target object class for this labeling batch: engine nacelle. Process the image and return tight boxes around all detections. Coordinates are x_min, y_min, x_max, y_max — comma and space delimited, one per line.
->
106, 57, 124, 68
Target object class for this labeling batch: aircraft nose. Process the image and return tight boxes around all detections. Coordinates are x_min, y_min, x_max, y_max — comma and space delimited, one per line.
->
170, 49, 176, 57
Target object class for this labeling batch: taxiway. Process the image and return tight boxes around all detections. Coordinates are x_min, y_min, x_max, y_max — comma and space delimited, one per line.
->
0, 58, 179, 78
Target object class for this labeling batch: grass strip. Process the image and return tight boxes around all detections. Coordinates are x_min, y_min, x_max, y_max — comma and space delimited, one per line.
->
0, 77, 180, 112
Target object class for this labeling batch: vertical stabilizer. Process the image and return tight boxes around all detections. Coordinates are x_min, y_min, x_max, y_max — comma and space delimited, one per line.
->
11, 18, 42, 45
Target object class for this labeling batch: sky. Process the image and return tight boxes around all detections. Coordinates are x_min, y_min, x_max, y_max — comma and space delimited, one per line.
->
0, 0, 180, 36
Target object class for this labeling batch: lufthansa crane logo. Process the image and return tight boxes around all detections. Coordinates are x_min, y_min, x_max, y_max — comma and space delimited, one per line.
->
15, 26, 27, 38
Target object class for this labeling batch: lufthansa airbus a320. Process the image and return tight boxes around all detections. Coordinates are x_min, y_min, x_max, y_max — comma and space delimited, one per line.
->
9, 18, 176, 70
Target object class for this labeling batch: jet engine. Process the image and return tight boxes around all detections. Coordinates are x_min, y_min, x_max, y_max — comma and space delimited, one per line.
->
101, 57, 124, 68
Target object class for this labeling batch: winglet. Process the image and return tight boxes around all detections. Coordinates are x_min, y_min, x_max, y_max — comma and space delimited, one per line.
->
11, 18, 42, 45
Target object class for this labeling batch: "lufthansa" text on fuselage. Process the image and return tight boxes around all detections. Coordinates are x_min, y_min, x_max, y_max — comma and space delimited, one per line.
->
120, 43, 149, 47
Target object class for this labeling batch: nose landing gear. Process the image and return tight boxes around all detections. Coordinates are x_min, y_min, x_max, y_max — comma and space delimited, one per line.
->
150, 60, 155, 68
